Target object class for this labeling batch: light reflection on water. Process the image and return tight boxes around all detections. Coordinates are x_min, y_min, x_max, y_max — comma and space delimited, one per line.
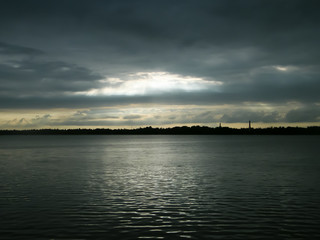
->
0, 135, 320, 239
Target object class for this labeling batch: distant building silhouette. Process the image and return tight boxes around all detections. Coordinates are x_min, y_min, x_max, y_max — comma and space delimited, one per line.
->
249, 120, 251, 129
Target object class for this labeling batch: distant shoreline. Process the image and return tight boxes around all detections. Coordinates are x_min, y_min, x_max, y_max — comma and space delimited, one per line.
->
1, 126, 320, 135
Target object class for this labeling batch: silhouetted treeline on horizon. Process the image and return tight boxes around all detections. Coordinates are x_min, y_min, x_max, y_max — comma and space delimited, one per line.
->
1, 126, 320, 135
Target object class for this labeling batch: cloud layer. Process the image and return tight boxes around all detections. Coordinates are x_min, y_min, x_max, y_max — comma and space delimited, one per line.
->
0, 0, 320, 128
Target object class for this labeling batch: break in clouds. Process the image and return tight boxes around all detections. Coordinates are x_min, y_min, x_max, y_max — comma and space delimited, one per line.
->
0, 0, 320, 128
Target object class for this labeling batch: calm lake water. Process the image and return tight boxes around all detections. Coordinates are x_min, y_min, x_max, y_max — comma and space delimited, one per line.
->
0, 135, 320, 239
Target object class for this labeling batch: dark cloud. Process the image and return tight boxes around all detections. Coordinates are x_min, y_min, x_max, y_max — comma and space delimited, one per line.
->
0, 42, 43, 56
285, 106, 320, 122
0, 89, 319, 110
220, 111, 281, 123
123, 115, 142, 120
0, 39, 103, 96
0, 59, 103, 95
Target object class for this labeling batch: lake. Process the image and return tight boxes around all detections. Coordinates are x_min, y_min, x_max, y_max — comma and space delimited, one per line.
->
0, 135, 320, 239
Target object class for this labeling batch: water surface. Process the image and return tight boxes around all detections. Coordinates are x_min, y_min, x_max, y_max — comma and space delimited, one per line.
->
1, 135, 320, 239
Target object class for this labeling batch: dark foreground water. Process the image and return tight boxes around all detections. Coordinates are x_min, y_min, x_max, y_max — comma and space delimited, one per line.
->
0, 135, 320, 239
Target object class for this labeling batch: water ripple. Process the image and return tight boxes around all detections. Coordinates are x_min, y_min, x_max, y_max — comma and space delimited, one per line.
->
1, 135, 320, 239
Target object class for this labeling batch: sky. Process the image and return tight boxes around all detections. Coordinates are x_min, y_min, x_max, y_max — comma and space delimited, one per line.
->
1, 0, 320, 129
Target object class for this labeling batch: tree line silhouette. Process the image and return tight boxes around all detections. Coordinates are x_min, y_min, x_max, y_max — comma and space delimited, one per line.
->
1, 125, 320, 135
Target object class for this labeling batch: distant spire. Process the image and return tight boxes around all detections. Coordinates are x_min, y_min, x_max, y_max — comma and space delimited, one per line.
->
219, 122, 221, 128
249, 120, 251, 129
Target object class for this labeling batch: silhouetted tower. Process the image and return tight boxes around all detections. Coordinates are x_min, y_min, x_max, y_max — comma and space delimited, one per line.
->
249, 120, 251, 129
219, 123, 222, 128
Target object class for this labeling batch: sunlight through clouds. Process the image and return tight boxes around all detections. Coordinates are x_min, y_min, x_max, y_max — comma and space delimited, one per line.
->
79, 72, 222, 96
273, 65, 300, 72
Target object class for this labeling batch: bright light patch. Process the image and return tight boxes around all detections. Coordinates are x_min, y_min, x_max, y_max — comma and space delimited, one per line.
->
275, 66, 288, 71
77, 72, 222, 96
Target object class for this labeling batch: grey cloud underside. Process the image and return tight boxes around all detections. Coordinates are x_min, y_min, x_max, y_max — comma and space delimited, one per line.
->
285, 107, 320, 122
0, 60, 103, 95
0, 88, 319, 110
0, 0, 320, 124
0, 42, 43, 56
